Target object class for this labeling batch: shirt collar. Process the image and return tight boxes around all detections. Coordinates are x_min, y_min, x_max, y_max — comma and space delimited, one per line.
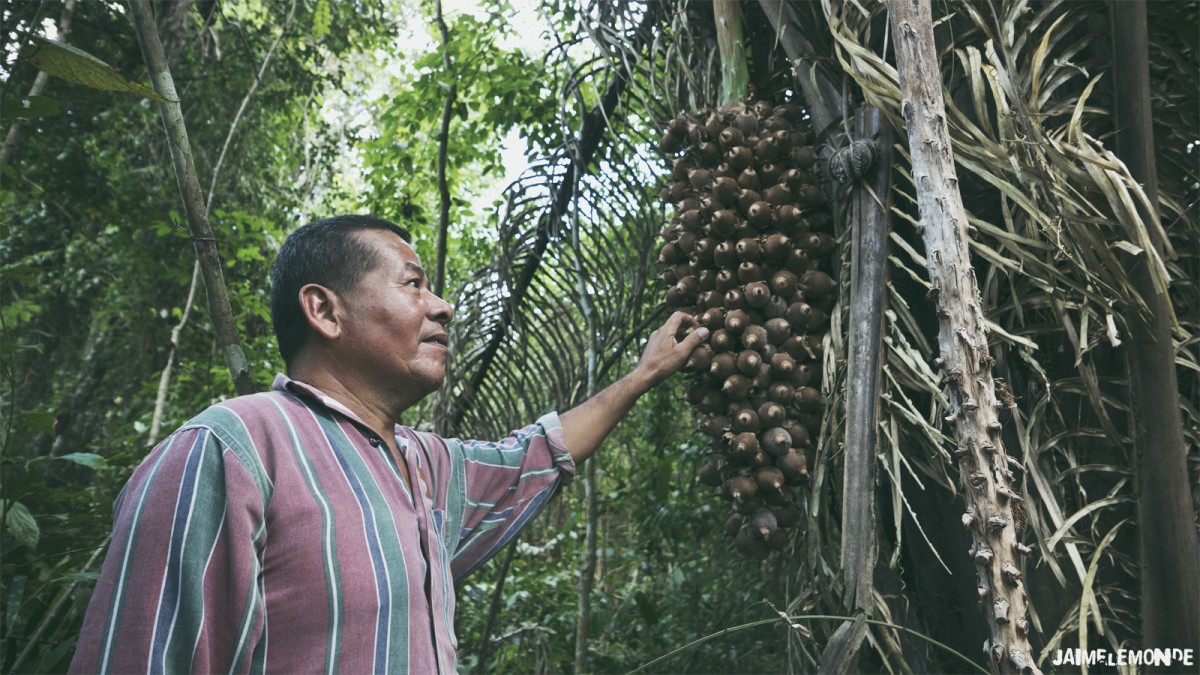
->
271, 373, 397, 443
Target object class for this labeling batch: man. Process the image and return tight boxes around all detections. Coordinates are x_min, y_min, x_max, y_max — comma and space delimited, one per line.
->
70, 215, 708, 674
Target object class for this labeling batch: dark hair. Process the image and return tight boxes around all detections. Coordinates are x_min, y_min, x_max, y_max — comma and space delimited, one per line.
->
270, 215, 412, 369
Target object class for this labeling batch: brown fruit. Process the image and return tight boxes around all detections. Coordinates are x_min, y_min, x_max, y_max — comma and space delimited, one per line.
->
657, 132, 682, 154
712, 176, 740, 205
785, 248, 814, 275
756, 466, 786, 494
764, 317, 791, 345
685, 344, 714, 374
720, 307, 748, 333
693, 139, 719, 165
761, 233, 792, 263
797, 183, 826, 206
688, 168, 714, 191
785, 302, 816, 331
754, 135, 780, 161
737, 168, 762, 192
727, 145, 753, 170
699, 460, 723, 487
685, 380, 707, 405
735, 523, 769, 559
658, 241, 682, 265
759, 162, 783, 185
725, 512, 745, 537
732, 408, 760, 433
762, 427, 792, 456
768, 381, 796, 405
729, 435, 760, 463
769, 353, 796, 379
680, 208, 703, 232
741, 324, 769, 352
714, 162, 737, 179
795, 385, 822, 412
710, 328, 735, 352
800, 270, 837, 298
763, 294, 787, 319
791, 145, 817, 169
694, 237, 718, 261
790, 363, 817, 388
718, 126, 745, 150
783, 419, 811, 448
709, 351, 737, 380
763, 184, 791, 206
713, 240, 738, 267
699, 307, 726, 331
699, 415, 729, 438
698, 390, 728, 415
736, 349, 762, 376
746, 201, 772, 229
770, 270, 798, 297
777, 449, 809, 483
714, 268, 738, 292
722, 373, 753, 400
737, 188, 762, 213
737, 261, 765, 284
724, 283, 750, 309
772, 502, 802, 528
727, 474, 758, 502
735, 238, 762, 262
758, 401, 786, 428
767, 527, 789, 551
799, 232, 836, 257
775, 204, 802, 231
748, 509, 779, 541
743, 281, 770, 308
709, 209, 738, 237
734, 111, 758, 136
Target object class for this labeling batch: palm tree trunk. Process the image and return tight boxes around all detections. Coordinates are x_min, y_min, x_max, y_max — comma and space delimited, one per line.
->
713, 0, 748, 104
1108, 0, 1200, 661
888, 0, 1040, 672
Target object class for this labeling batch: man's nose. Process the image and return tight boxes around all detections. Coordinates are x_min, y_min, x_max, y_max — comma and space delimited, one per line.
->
427, 290, 454, 325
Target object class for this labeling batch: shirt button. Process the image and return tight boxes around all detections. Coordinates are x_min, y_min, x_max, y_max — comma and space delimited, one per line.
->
369, 437, 381, 447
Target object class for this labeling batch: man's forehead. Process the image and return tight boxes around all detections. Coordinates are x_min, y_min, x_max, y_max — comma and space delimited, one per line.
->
356, 228, 423, 268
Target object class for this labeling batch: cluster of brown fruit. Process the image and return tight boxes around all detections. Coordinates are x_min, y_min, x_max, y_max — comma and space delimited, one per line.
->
656, 100, 837, 559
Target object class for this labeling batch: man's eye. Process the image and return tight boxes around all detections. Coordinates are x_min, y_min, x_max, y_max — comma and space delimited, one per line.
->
408, 279, 422, 287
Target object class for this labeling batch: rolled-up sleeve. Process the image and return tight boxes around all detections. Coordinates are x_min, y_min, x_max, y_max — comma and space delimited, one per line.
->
439, 412, 575, 579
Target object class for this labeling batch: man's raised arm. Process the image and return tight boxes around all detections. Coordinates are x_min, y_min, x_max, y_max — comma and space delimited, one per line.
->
559, 311, 709, 464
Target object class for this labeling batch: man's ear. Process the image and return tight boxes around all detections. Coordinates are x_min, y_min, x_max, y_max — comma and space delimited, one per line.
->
298, 284, 342, 340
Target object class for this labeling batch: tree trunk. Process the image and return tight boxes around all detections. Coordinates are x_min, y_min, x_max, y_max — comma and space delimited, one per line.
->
0, 0, 76, 168
888, 1, 1040, 672
713, 0, 748, 104
572, 201, 600, 674
1108, 0, 1200, 663
433, 0, 455, 298
128, 0, 256, 397
820, 105, 892, 674
755, 0, 842, 138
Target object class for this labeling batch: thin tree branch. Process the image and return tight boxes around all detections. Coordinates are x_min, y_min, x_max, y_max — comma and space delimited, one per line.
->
127, 0, 256, 397
433, 0, 456, 298
146, 0, 297, 444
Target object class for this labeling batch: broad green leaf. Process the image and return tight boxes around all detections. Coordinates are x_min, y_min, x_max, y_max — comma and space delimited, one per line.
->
0, 94, 60, 121
4, 501, 40, 550
19, 35, 172, 103
56, 452, 107, 470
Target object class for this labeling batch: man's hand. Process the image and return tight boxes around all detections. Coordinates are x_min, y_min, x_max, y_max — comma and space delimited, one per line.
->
559, 311, 709, 465
632, 311, 710, 390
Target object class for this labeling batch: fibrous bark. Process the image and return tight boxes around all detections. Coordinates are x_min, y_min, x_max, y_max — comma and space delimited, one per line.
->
1108, 0, 1200, 662
888, 0, 1039, 672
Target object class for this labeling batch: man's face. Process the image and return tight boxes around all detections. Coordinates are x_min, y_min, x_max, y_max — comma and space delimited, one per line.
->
335, 229, 454, 403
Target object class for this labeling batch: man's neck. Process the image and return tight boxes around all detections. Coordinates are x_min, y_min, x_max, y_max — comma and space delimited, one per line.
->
289, 359, 406, 443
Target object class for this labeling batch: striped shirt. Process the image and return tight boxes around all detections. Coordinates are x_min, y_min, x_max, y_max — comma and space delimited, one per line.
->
70, 374, 575, 674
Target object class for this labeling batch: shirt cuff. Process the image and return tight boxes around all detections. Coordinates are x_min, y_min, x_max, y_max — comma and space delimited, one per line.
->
536, 411, 576, 486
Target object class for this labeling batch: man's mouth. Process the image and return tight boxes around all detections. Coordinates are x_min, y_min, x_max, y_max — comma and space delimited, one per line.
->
422, 334, 449, 347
